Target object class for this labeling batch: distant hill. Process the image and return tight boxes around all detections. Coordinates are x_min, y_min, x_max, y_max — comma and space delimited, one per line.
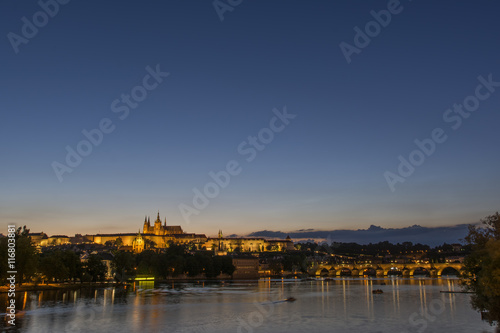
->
246, 224, 472, 247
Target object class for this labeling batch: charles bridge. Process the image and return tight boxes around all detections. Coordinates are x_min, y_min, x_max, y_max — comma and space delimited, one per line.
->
309, 262, 463, 277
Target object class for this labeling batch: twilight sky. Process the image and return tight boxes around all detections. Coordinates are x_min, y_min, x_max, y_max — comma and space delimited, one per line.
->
1, 1, 499, 238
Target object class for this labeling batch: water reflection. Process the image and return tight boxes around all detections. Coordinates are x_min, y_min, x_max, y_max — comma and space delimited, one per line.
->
0, 278, 495, 333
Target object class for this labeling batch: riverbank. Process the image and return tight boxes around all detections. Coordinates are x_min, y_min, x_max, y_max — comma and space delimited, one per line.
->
0, 282, 126, 293
0, 276, 278, 292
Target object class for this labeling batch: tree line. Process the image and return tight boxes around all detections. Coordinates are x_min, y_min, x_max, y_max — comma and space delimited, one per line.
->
0, 227, 108, 283
0, 228, 235, 284
113, 245, 235, 281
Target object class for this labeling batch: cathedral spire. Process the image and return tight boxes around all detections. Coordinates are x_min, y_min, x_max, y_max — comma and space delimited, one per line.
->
157, 211, 160, 222
164, 217, 167, 227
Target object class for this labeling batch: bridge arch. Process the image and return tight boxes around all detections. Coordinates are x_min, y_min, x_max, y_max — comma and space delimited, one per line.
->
387, 266, 403, 276
438, 266, 461, 276
362, 267, 377, 276
316, 268, 330, 277
339, 267, 352, 277
328, 269, 337, 277
409, 267, 430, 276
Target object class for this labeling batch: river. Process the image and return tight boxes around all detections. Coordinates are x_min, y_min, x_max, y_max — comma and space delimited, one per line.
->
1, 277, 495, 332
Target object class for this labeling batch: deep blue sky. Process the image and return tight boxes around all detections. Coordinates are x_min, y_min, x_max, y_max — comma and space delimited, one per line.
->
1, 1, 499, 237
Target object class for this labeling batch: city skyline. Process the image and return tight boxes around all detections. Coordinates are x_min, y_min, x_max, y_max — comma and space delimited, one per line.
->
1, 1, 499, 238
8, 209, 478, 247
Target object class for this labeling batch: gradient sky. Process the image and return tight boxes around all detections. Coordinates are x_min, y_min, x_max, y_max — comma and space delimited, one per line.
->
1, 1, 499, 238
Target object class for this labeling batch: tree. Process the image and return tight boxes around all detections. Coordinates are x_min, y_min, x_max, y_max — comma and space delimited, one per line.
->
156, 253, 171, 279
113, 251, 135, 282
14, 226, 39, 284
195, 253, 214, 277
144, 239, 156, 250
165, 255, 185, 277
0, 237, 8, 282
84, 254, 107, 282
165, 244, 186, 256
268, 260, 282, 276
115, 237, 123, 248
282, 254, 307, 273
218, 256, 235, 276
185, 256, 202, 277
39, 250, 69, 282
461, 212, 500, 328
61, 250, 82, 282
136, 250, 159, 275
105, 238, 123, 248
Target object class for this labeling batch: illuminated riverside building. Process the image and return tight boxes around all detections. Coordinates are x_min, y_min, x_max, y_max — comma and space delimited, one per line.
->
205, 230, 295, 253
31, 212, 295, 253
27, 232, 71, 247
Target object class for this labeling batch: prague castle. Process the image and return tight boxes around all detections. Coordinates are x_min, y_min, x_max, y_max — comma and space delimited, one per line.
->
36, 212, 294, 253
142, 212, 183, 235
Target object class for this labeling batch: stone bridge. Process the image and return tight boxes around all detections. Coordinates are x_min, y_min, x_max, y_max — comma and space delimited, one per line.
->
310, 263, 463, 277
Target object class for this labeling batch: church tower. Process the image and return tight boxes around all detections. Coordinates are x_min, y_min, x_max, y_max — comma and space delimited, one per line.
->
154, 211, 162, 235
143, 216, 150, 234
217, 230, 223, 251
133, 230, 144, 253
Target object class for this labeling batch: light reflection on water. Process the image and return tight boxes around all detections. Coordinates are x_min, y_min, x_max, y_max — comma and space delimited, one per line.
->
0, 278, 495, 333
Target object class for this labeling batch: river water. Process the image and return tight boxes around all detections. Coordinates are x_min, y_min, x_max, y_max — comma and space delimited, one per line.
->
1, 277, 495, 333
